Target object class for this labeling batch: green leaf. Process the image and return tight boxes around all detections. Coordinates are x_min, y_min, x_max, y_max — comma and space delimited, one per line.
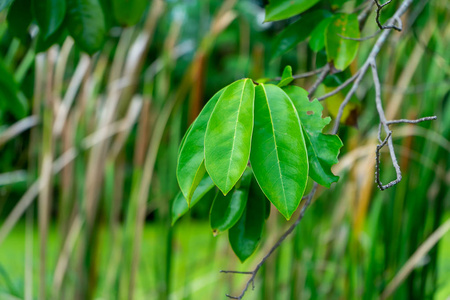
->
284, 86, 343, 187
171, 174, 216, 225
250, 84, 308, 220
265, 0, 320, 22
112, 0, 147, 26
35, 24, 68, 53
210, 168, 252, 235
229, 178, 266, 262
32, 0, 66, 38
325, 13, 360, 70
205, 79, 255, 196
66, 0, 106, 54
177, 89, 224, 203
277, 65, 293, 87
249, 175, 271, 220
309, 17, 333, 52
272, 10, 330, 58
0, 59, 27, 119
0, 0, 14, 12
6, 0, 32, 44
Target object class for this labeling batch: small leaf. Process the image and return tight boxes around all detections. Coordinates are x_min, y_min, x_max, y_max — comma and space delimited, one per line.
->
284, 86, 343, 187
277, 65, 293, 87
325, 13, 360, 70
112, 0, 148, 26
171, 174, 215, 225
250, 84, 308, 220
205, 79, 255, 195
229, 178, 266, 262
210, 168, 252, 235
177, 89, 224, 203
309, 17, 333, 52
66, 0, 106, 54
265, 0, 320, 22
32, 0, 66, 38
272, 10, 330, 58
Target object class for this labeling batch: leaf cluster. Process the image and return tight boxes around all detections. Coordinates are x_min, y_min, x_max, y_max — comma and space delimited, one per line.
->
270, 1, 361, 71
173, 68, 342, 261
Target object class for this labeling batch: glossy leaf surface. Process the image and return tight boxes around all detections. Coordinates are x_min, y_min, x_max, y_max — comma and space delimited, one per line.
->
284, 86, 342, 187
325, 13, 360, 70
205, 79, 255, 195
210, 168, 252, 235
177, 89, 224, 203
250, 84, 308, 220
66, 0, 106, 54
171, 174, 215, 225
265, 0, 320, 22
272, 10, 330, 58
112, 0, 147, 26
228, 178, 266, 262
33, 0, 66, 38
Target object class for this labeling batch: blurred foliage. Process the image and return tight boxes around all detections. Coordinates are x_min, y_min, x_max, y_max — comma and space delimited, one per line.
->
0, 0, 449, 299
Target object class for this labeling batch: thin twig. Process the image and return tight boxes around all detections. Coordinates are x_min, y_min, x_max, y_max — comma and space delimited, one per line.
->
386, 116, 437, 125
222, 184, 318, 299
374, 0, 402, 31
308, 64, 330, 98
371, 59, 436, 190
273, 67, 325, 81
317, 70, 361, 102
371, 58, 402, 190
220, 271, 253, 275
332, 0, 414, 131
338, 30, 381, 41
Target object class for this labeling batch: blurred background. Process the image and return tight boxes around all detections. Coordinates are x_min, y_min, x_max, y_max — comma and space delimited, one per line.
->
0, 0, 449, 299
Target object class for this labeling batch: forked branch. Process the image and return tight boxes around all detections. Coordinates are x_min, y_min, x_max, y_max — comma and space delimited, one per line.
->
221, 184, 318, 300
221, 0, 429, 298
371, 58, 436, 190
374, 0, 403, 31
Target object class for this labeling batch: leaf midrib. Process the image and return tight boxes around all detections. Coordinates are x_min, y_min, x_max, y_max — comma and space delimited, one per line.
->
261, 85, 288, 215
225, 80, 248, 190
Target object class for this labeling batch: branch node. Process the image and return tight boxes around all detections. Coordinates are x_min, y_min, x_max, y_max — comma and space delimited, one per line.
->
374, 0, 403, 31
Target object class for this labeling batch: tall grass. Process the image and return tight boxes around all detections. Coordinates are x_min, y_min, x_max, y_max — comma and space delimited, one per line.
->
0, 0, 449, 299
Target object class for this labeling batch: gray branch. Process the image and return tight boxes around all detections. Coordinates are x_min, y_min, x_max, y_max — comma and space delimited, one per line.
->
308, 64, 331, 98
370, 59, 436, 190
374, 0, 403, 31
386, 117, 437, 125
220, 0, 423, 298
331, 0, 414, 132
221, 184, 318, 300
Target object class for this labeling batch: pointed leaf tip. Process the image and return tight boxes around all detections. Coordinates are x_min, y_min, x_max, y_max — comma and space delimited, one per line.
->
205, 79, 255, 195
250, 84, 308, 220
